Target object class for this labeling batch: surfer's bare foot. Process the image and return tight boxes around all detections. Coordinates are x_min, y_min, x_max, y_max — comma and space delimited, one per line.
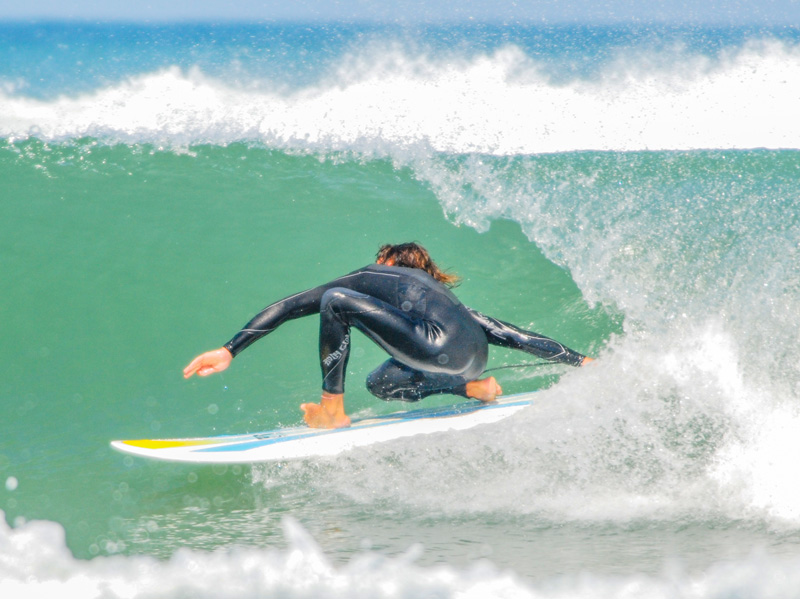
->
466, 376, 502, 402
300, 392, 351, 429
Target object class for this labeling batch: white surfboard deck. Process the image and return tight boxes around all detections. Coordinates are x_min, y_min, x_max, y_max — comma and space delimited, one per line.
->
110, 392, 534, 464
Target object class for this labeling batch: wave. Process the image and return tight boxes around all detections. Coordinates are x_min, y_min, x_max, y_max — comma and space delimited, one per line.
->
4, 510, 800, 599
2, 37, 800, 152
3, 138, 799, 529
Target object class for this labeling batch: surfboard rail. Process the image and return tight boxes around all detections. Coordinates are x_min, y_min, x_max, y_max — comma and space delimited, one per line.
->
110, 392, 535, 463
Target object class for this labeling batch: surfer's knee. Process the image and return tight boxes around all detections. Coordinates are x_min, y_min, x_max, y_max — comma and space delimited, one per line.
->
365, 369, 393, 400
365, 370, 421, 401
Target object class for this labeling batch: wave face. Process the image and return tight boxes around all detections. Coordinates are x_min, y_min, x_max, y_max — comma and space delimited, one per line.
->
3, 22, 800, 598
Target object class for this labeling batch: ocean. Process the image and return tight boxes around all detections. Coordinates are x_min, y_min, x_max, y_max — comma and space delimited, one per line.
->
2, 20, 800, 598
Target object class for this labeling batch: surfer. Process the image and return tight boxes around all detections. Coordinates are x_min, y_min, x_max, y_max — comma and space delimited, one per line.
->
183, 242, 592, 429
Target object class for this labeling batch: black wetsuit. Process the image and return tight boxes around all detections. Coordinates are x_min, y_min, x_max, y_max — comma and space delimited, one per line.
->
224, 264, 586, 401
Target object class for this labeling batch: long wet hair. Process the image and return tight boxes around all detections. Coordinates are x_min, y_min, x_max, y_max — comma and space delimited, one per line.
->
376, 242, 460, 287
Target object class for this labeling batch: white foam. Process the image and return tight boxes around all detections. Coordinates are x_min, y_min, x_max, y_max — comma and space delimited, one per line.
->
710, 404, 800, 523
2, 40, 799, 152
3, 511, 800, 599
0, 511, 532, 599
266, 316, 800, 531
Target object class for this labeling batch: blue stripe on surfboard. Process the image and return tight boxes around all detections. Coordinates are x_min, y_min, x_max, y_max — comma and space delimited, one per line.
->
193, 397, 532, 454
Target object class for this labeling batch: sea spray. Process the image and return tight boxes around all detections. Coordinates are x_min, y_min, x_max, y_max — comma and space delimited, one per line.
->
2, 35, 800, 152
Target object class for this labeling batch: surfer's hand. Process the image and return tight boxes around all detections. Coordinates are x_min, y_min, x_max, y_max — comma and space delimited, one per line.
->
183, 347, 233, 378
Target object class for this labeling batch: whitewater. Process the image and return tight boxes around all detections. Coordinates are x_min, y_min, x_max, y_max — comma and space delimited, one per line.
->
3, 31, 800, 152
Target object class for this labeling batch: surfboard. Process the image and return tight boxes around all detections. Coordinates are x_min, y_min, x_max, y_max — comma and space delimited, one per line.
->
110, 392, 534, 464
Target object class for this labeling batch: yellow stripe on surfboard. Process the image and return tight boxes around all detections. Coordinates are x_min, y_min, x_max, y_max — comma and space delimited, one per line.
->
119, 438, 222, 450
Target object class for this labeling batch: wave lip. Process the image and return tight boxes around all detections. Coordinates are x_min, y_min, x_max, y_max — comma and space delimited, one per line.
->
2, 39, 800, 153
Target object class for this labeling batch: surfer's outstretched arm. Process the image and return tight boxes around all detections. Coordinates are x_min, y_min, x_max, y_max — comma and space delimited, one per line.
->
466, 308, 591, 366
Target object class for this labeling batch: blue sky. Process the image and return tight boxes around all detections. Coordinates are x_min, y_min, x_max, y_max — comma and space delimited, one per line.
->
0, 0, 798, 25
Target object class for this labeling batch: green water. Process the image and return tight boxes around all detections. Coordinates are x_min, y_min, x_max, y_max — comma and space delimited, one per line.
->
1, 140, 612, 558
